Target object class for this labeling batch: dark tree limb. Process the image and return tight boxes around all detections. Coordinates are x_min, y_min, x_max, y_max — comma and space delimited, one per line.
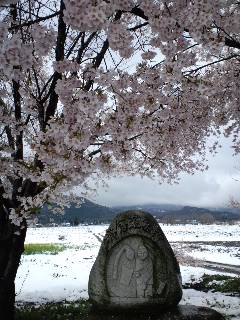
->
84, 39, 109, 91
225, 37, 240, 50
130, 7, 149, 20
44, 0, 66, 127
12, 80, 23, 161
5, 126, 15, 150
185, 54, 239, 75
83, 11, 123, 91
129, 21, 149, 31
66, 32, 83, 59
0, 97, 15, 149
9, 11, 60, 30
76, 32, 97, 64
40, 74, 55, 98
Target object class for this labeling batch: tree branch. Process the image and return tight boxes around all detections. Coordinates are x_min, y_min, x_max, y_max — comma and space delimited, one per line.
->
82, 11, 123, 91
129, 21, 149, 31
5, 126, 15, 150
185, 54, 239, 75
130, 7, 148, 21
9, 11, 60, 30
84, 39, 109, 91
12, 79, 23, 161
76, 32, 97, 64
225, 37, 240, 50
44, 0, 66, 127
0, 98, 15, 150
66, 32, 83, 59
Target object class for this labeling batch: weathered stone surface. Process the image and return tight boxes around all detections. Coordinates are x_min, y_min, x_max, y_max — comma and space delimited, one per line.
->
88, 211, 182, 311
86, 305, 225, 320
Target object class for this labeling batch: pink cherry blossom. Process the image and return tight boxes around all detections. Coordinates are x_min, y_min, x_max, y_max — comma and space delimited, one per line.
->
0, 0, 239, 224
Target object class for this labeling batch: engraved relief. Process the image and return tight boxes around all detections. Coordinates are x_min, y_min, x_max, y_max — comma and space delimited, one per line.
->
89, 211, 183, 310
113, 245, 135, 286
106, 236, 155, 301
135, 245, 153, 298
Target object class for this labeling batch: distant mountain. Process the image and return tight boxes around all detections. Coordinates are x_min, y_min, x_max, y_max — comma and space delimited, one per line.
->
37, 200, 240, 226
114, 204, 240, 224
115, 204, 240, 221
206, 206, 240, 215
114, 204, 183, 215
157, 206, 240, 224
37, 199, 116, 225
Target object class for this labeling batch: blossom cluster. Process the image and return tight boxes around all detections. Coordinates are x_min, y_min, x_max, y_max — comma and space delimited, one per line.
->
0, 0, 239, 225
107, 22, 134, 58
0, 34, 33, 79
63, 0, 111, 32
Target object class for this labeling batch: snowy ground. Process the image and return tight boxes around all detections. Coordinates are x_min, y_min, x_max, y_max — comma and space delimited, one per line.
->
16, 223, 240, 319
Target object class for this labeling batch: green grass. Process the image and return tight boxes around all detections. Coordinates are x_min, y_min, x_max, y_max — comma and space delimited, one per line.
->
16, 300, 90, 320
15, 298, 231, 320
24, 243, 97, 255
201, 273, 240, 294
184, 273, 240, 295
24, 243, 66, 255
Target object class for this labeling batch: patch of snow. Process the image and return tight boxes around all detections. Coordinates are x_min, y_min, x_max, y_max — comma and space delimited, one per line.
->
160, 223, 240, 242
189, 247, 240, 266
15, 223, 240, 319
180, 266, 238, 284
182, 289, 240, 318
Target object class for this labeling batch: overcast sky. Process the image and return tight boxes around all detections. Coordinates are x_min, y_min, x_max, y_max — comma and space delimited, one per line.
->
87, 45, 240, 208
87, 135, 240, 208
73, 46, 240, 209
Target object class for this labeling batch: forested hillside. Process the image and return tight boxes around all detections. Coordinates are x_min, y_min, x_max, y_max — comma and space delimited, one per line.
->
37, 201, 240, 225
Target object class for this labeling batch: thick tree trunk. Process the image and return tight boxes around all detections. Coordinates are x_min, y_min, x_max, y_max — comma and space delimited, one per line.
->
0, 203, 27, 320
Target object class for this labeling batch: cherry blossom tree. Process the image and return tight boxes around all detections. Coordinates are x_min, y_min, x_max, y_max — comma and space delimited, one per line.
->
0, 0, 239, 318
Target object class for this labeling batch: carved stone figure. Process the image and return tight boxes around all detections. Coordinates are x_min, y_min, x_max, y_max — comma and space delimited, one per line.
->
113, 245, 134, 284
88, 211, 182, 311
135, 244, 153, 298
106, 237, 154, 301
111, 244, 135, 297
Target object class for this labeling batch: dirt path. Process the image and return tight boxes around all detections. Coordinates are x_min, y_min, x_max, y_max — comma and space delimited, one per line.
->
171, 241, 240, 275
93, 233, 103, 243
196, 260, 240, 275
172, 241, 240, 247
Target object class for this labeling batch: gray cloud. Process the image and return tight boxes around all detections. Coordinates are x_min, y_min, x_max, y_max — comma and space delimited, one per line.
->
91, 136, 240, 208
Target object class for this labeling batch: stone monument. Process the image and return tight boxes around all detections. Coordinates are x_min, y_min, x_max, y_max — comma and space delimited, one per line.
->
88, 210, 182, 311
88, 211, 224, 319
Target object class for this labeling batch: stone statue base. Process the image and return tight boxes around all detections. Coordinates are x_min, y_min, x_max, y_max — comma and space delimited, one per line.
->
87, 305, 224, 320
89, 211, 183, 310
87, 212, 224, 320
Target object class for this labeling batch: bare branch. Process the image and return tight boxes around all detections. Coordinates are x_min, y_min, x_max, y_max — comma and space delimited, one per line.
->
84, 39, 109, 91
130, 7, 148, 21
76, 32, 97, 64
185, 54, 239, 75
66, 32, 83, 59
225, 37, 240, 50
129, 21, 149, 31
9, 11, 60, 30
44, 0, 66, 127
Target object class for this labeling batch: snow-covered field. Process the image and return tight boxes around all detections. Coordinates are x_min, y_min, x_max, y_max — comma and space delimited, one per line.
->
16, 223, 240, 318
